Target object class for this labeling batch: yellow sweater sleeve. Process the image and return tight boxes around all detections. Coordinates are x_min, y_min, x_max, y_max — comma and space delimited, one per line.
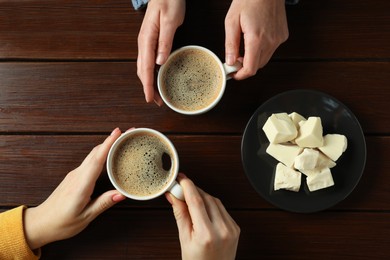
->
0, 206, 41, 260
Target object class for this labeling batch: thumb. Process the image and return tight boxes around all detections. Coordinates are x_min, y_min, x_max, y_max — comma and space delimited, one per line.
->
225, 13, 241, 66
165, 193, 192, 236
85, 190, 126, 221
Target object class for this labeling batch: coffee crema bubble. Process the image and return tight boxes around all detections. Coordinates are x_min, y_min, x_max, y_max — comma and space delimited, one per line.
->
161, 48, 223, 112
112, 133, 175, 197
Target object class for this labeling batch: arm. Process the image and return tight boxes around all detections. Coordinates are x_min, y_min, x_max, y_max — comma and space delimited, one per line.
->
225, 0, 289, 80
166, 174, 240, 260
23, 128, 126, 250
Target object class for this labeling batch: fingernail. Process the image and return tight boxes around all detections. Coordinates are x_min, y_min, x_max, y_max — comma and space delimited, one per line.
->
226, 54, 235, 65
110, 127, 120, 136
178, 173, 187, 179
112, 193, 126, 202
165, 192, 174, 205
154, 99, 163, 107
156, 54, 165, 65
146, 95, 153, 103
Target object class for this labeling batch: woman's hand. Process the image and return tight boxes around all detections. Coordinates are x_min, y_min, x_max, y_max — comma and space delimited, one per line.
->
225, 0, 289, 79
166, 174, 240, 260
24, 128, 126, 250
137, 0, 186, 105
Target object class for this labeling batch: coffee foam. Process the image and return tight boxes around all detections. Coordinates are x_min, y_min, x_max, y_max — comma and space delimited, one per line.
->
112, 133, 175, 197
161, 48, 223, 111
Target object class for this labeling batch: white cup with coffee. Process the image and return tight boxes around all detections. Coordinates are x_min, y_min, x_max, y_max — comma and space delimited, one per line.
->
106, 128, 184, 201
157, 45, 242, 115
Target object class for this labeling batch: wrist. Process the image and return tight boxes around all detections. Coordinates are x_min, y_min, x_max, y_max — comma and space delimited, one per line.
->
24, 206, 50, 250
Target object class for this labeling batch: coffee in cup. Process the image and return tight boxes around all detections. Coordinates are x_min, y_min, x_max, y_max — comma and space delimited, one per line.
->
158, 45, 242, 115
107, 128, 183, 200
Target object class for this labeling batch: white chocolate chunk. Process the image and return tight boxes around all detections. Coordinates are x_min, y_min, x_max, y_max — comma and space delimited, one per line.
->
262, 113, 298, 144
289, 112, 306, 128
274, 163, 302, 192
266, 143, 303, 168
306, 168, 334, 192
294, 148, 319, 171
318, 134, 348, 162
295, 117, 324, 148
300, 168, 318, 177
317, 151, 337, 169
298, 151, 336, 178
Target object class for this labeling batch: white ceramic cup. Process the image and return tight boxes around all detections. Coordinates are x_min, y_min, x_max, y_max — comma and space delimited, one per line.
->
106, 128, 184, 201
157, 45, 242, 115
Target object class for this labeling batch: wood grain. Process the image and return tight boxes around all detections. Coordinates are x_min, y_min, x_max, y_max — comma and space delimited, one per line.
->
30, 210, 390, 259
0, 0, 389, 259
0, 0, 388, 59
0, 135, 388, 211
0, 62, 388, 134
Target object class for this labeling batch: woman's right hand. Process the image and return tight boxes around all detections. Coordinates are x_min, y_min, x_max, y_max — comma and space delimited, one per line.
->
166, 174, 240, 260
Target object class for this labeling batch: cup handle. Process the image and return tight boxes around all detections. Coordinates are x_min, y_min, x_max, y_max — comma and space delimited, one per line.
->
168, 180, 185, 201
223, 61, 243, 80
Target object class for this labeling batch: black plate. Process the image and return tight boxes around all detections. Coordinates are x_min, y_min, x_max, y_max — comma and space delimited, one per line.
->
241, 89, 366, 213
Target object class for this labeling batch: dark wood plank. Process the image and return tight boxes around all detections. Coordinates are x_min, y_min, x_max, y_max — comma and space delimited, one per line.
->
0, 0, 141, 59
279, 0, 390, 59
0, 0, 388, 59
237, 211, 390, 260
0, 62, 388, 133
0, 1, 387, 259
0, 209, 383, 259
0, 135, 388, 211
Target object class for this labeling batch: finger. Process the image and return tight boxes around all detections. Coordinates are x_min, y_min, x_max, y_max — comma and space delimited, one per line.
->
178, 175, 211, 230
85, 190, 126, 222
80, 127, 122, 182
213, 194, 240, 233
197, 189, 241, 239
196, 188, 223, 224
154, 91, 164, 107
214, 198, 241, 250
137, 12, 160, 103
156, 21, 177, 65
93, 127, 122, 164
137, 42, 156, 104
233, 34, 262, 80
165, 192, 192, 237
224, 12, 241, 66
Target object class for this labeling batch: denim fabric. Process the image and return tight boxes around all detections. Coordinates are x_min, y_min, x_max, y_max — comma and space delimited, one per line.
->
132, 0, 149, 10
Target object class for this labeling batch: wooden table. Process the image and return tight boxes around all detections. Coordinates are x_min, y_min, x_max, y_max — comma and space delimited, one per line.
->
1, 0, 389, 259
